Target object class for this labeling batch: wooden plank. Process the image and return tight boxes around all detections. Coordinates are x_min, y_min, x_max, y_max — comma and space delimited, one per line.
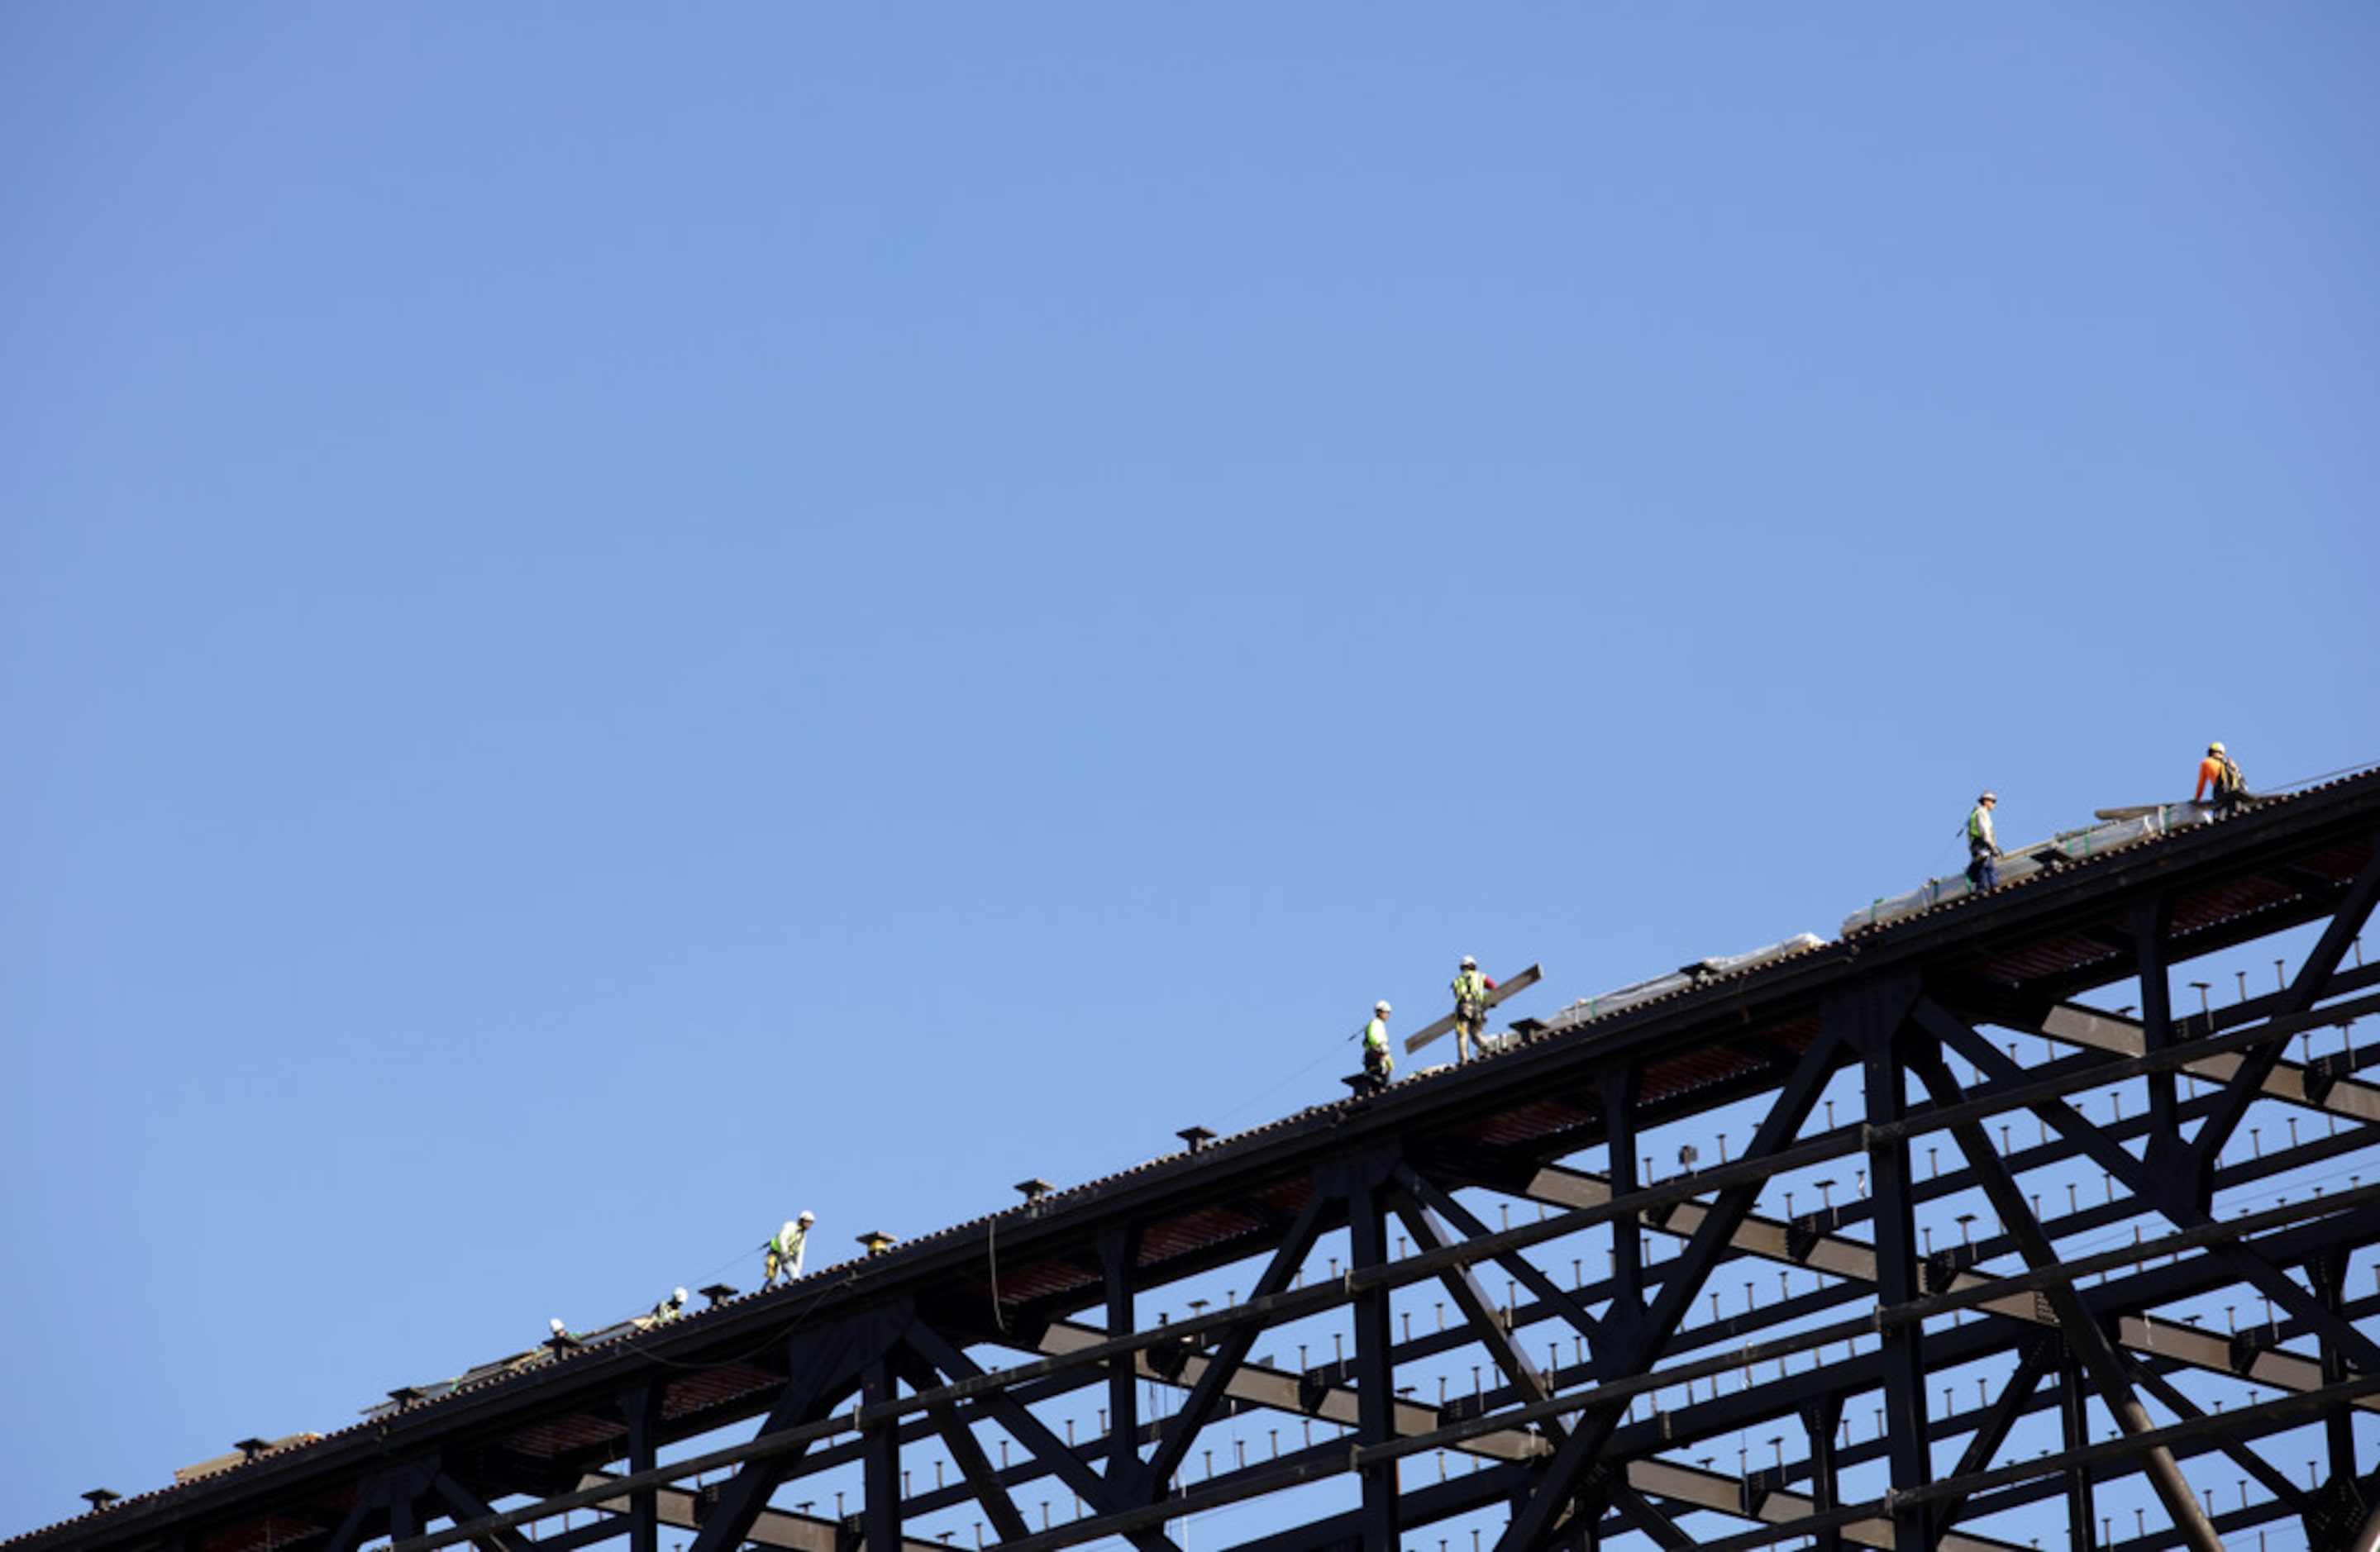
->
1405, 964, 1543, 1055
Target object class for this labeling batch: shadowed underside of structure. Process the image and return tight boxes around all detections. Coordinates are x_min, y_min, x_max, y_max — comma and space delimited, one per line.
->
19, 770, 2380, 1552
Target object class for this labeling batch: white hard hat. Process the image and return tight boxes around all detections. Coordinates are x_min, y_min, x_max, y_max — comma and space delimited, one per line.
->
1460, 955, 1476, 970
799, 1209, 816, 1223
672, 1287, 687, 1305
1375, 999, 1391, 1015
549, 1317, 566, 1335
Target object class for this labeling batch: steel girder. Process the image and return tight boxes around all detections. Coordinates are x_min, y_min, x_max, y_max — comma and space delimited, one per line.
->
17, 773, 2380, 1552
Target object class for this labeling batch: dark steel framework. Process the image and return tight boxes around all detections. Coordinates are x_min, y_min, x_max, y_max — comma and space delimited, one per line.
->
18, 773, 2380, 1552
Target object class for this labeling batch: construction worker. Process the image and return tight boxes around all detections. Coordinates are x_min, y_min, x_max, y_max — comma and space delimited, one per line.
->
646, 1288, 687, 1326
1965, 792, 2004, 893
1358, 1000, 1394, 1094
764, 1212, 815, 1288
1450, 956, 1499, 1064
2194, 741, 2251, 815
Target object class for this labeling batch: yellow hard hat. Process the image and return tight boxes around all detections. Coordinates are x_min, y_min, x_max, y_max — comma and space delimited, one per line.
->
2209, 741, 2225, 755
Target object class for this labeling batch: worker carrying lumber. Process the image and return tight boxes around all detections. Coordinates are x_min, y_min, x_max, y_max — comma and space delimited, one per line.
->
763, 1212, 815, 1288
1965, 792, 2005, 893
1357, 1000, 1394, 1094
2194, 741, 2252, 815
1450, 956, 1499, 1064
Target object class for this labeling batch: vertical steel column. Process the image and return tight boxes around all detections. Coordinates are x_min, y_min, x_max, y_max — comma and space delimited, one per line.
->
861, 1353, 900, 1552
1846, 976, 1935, 1552
2135, 896, 2177, 1128
622, 1383, 663, 1552
1101, 1227, 1143, 1499
1802, 1394, 1844, 1552
2311, 1248, 2362, 1496
389, 1481, 420, 1546
2058, 1340, 2095, 1550
1344, 1155, 1402, 1551
2132, 895, 2208, 1218
1600, 1062, 1647, 1332
367, 1461, 441, 1552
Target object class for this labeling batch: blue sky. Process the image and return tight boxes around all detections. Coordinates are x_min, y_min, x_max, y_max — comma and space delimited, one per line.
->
2, 5, 2376, 1540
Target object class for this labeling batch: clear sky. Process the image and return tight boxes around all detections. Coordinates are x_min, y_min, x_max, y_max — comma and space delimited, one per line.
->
2, 5, 2376, 1541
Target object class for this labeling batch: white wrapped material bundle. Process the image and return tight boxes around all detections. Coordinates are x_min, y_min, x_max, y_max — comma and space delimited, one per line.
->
1534, 932, 1827, 1039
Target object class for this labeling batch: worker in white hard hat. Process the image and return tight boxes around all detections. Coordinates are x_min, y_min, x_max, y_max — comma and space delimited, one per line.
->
764, 1211, 817, 1288
1965, 792, 2004, 893
2194, 742, 2251, 815
1450, 955, 1500, 1064
648, 1287, 689, 1325
1357, 1001, 1394, 1094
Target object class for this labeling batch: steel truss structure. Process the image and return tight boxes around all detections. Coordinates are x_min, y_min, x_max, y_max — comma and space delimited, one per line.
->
19, 772, 2380, 1552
